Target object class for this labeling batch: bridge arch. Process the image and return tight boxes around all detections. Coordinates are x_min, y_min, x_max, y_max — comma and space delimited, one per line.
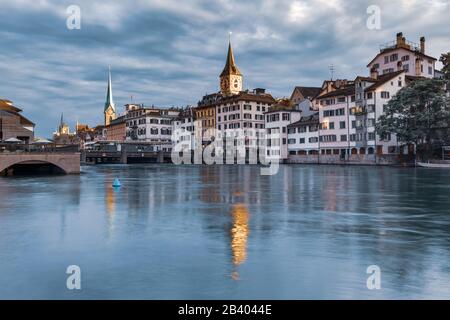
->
0, 153, 80, 175
1, 160, 66, 175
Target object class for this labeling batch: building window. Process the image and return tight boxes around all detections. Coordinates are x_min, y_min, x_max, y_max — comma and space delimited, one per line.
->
323, 110, 335, 117
428, 66, 433, 75
299, 138, 305, 144
381, 92, 390, 99
288, 138, 296, 144
288, 128, 296, 134
319, 135, 337, 142
388, 146, 397, 154
381, 133, 391, 141
341, 135, 347, 141
384, 56, 389, 64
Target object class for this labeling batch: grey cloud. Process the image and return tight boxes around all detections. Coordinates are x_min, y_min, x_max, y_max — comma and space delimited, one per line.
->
0, 0, 448, 136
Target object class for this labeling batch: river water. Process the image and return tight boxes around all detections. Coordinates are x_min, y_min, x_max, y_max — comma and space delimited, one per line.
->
0, 164, 449, 299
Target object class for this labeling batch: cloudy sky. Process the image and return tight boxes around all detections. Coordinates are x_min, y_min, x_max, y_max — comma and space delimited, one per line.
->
0, 0, 449, 137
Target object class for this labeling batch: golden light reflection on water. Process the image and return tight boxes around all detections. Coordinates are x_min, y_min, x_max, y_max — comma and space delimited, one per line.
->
230, 203, 249, 280
105, 182, 116, 236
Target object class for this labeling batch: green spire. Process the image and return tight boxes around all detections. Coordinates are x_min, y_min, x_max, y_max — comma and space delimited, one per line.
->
104, 66, 115, 112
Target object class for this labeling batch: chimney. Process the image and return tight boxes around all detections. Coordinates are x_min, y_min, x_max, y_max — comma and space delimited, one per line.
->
396, 32, 403, 46
370, 67, 379, 80
420, 36, 425, 54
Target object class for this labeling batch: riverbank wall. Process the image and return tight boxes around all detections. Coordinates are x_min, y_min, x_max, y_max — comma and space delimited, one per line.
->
285, 154, 414, 166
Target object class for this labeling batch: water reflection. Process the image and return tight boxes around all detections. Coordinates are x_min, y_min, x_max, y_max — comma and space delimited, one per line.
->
230, 202, 250, 280
105, 180, 116, 237
1, 165, 450, 299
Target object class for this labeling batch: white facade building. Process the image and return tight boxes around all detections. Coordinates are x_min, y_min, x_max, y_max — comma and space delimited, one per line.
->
125, 104, 179, 152
216, 89, 273, 132
316, 85, 357, 157
264, 107, 302, 160
172, 107, 196, 152
314, 70, 412, 157
287, 113, 320, 155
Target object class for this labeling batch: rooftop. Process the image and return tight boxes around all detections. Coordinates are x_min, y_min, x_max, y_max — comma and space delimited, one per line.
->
288, 113, 320, 127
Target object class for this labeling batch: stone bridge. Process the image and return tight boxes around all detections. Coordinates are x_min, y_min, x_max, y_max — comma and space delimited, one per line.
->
0, 153, 80, 174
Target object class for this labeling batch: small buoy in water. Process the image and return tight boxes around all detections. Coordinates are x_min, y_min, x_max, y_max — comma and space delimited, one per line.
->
112, 178, 121, 188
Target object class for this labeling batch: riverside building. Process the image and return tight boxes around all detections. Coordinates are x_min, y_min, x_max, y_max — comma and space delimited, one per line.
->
125, 103, 180, 152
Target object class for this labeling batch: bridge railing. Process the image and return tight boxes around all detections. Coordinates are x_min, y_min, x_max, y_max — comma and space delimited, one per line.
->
0, 143, 79, 154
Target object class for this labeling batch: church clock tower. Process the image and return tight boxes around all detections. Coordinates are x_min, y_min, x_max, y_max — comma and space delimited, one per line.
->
104, 66, 116, 126
220, 36, 243, 96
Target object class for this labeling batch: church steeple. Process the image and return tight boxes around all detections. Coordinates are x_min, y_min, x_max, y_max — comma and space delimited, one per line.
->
105, 66, 115, 112
220, 36, 242, 77
220, 34, 243, 96
104, 66, 116, 126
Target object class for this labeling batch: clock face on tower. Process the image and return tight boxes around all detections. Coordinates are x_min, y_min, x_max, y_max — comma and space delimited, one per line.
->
220, 74, 242, 95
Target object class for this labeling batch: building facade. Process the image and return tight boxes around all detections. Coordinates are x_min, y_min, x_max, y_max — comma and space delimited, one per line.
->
265, 101, 302, 160
172, 106, 196, 151
105, 115, 126, 142
194, 38, 276, 157
287, 113, 320, 156
367, 32, 436, 79
0, 99, 35, 143
125, 104, 179, 151
316, 85, 357, 157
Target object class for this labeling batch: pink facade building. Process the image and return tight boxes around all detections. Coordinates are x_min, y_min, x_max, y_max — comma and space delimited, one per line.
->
367, 32, 437, 79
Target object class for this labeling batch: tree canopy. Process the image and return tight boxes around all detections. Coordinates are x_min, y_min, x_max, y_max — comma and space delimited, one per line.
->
440, 52, 450, 80
376, 78, 450, 159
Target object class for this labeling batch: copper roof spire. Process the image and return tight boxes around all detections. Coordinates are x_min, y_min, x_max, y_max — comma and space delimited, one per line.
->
220, 33, 242, 77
